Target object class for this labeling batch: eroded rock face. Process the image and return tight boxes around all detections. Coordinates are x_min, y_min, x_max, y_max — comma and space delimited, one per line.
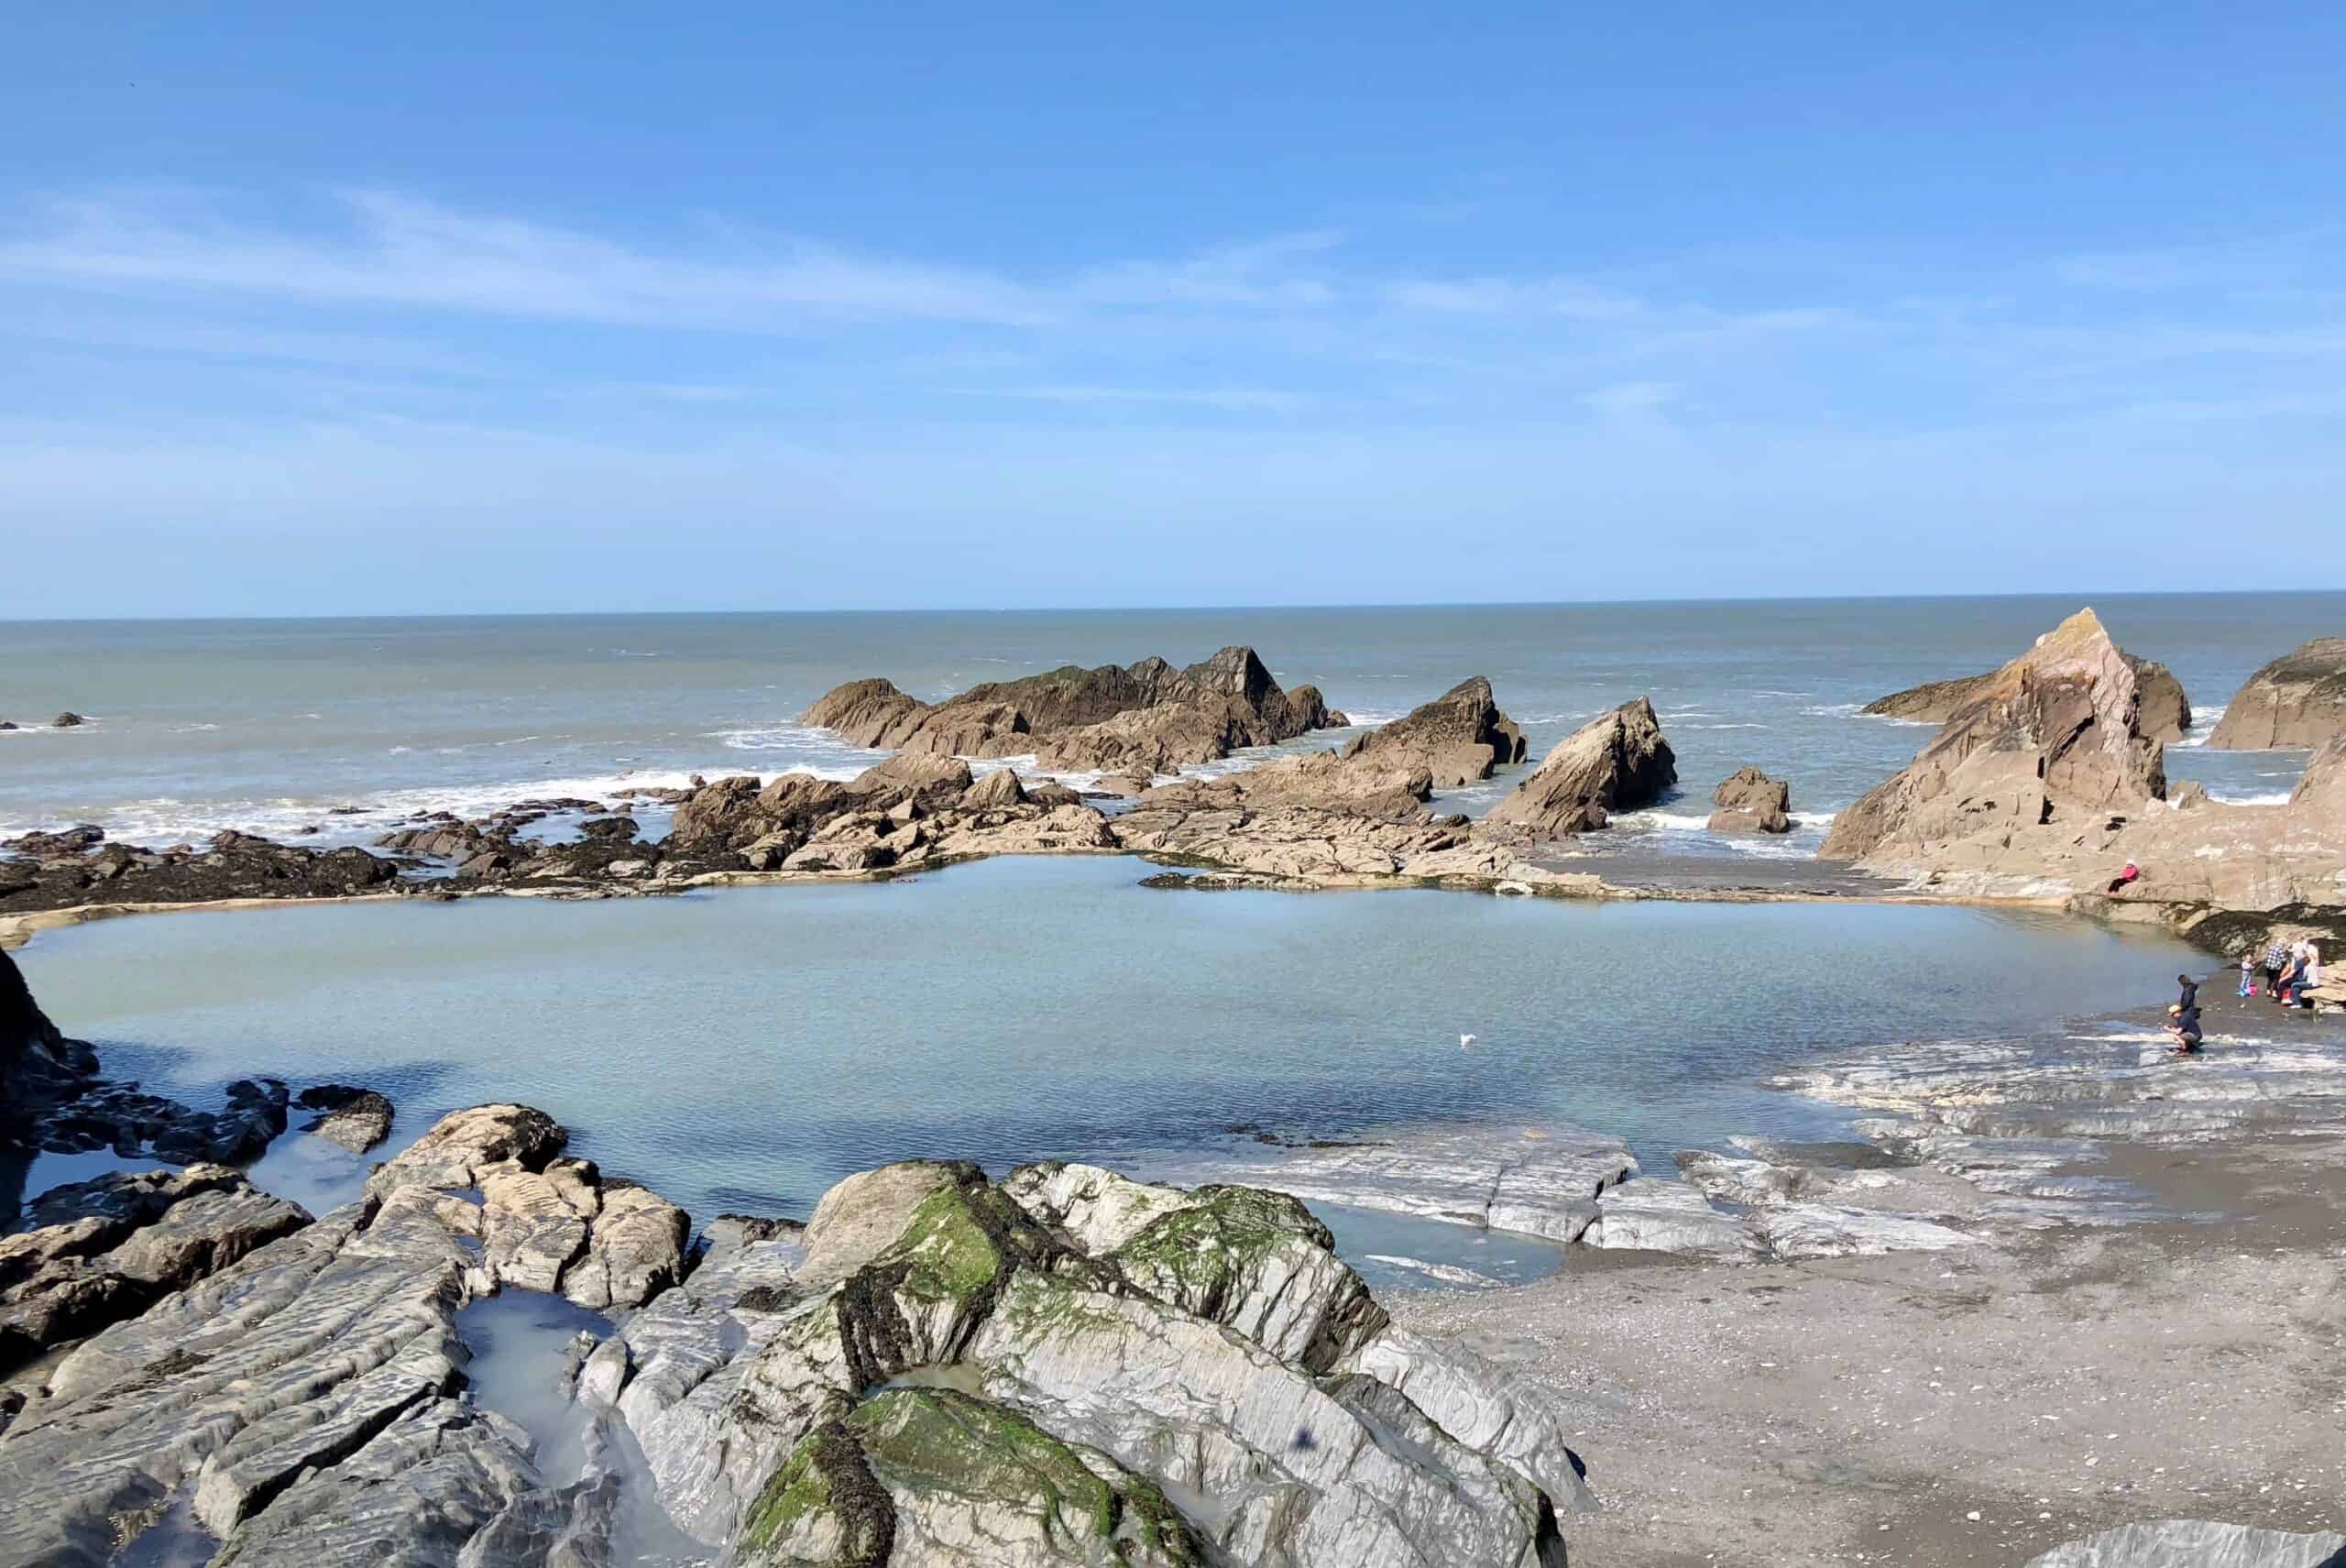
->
1484, 698, 1676, 837
1707, 765, 1792, 834
1822, 609, 2166, 866
0, 948, 97, 1148
606, 1159, 1582, 1567
2207, 636, 2346, 750
1868, 654, 2191, 742
799, 646, 1345, 775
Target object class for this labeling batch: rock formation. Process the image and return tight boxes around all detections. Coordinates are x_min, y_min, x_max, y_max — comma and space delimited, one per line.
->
0, 948, 96, 1149
1821, 609, 2166, 865
1707, 765, 1792, 834
1867, 653, 2191, 742
608, 1157, 1580, 1566
2206, 636, 2346, 750
801, 646, 1345, 775
293, 1083, 395, 1153
0, 1115, 1589, 1567
1484, 697, 1676, 836
0, 1166, 309, 1376
0, 1105, 707, 1568
1335, 675, 1527, 788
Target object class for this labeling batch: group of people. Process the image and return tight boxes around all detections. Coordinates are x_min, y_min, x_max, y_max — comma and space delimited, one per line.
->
2243, 937, 2326, 1009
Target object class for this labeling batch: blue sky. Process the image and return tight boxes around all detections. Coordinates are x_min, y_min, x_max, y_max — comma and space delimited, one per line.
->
3, 3, 2341, 616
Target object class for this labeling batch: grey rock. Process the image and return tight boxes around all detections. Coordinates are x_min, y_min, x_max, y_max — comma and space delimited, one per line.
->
1581, 1178, 1761, 1259
296, 1085, 395, 1153
2025, 1519, 2346, 1567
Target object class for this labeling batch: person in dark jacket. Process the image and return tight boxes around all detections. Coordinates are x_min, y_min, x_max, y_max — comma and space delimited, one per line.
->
2176, 973, 2198, 1013
2167, 1002, 2203, 1054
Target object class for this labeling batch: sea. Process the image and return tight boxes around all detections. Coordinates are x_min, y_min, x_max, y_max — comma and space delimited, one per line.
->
5, 594, 2338, 1281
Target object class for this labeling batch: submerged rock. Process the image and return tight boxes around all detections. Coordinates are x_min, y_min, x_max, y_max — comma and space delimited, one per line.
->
2206, 636, 2346, 750
1484, 697, 1676, 837
295, 1083, 395, 1153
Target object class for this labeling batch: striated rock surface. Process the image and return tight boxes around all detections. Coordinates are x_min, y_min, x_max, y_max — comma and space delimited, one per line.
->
601, 1158, 1582, 1566
2206, 636, 2346, 750
1822, 609, 2166, 866
1706, 765, 1792, 834
0, 1104, 695, 1568
0, 1165, 310, 1375
2025, 1519, 2346, 1567
801, 646, 1344, 775
1484, 697, 1676, 837
1868, 653, 2191, 742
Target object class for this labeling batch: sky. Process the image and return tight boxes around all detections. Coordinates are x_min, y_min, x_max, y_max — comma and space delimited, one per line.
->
2, 3, 2341, 618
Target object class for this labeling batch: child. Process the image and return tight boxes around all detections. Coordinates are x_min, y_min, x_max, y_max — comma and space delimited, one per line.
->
2241, 950, 2258, 996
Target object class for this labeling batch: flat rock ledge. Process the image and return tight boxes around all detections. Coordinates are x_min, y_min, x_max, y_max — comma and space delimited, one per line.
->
1, 1113, 1588, 1568
2025, 1519, 2346, 1567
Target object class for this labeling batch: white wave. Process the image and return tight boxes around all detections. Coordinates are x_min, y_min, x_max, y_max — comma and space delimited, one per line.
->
1789, 810, 1838, 827
2205, 789, 2293, 806
1331, 708, 1407, 728
1617, 811, 1714, 832
1678, 721, 1769, 730
1362, 1255, 1507, 1290
1803, 700, 1932, 726
170, 722, 222, 733
2173, 705, 2224, 747
1749, 689, 1813, 697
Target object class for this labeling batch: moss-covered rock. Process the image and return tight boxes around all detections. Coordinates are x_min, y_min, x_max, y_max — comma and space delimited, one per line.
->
738, 1419, 895, 1567
1109, 1184, 1387, 1372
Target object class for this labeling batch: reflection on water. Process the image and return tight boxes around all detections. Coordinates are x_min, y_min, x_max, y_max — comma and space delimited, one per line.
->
15, 860, 2202, 1235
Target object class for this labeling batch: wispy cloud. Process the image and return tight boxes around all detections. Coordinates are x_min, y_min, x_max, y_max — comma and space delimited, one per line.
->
0, 188, 1055, 328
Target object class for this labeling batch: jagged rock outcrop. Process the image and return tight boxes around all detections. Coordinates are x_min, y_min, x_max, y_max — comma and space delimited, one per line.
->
1484, 697, 1676, 836
2207, 637, 2346, 750
605, 1158, 1579, 1566
1868, 654, 2192, 742
801, 646, 1345, 775
1333, 676, 1526, 789
1822, 609, 2166, 866
1707, 765, 1792, 834
0, 1166, 310, 1375
665, 757, 1116, 875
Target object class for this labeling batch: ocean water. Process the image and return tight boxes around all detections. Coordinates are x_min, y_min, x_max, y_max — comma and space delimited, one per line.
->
3, 594, 2339, 861
10, 856, 2199, 1279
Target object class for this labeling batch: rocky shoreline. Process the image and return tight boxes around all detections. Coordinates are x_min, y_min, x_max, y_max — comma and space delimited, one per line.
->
7, 619, 2345, 964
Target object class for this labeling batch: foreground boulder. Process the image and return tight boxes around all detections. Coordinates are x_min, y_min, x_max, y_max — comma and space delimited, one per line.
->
1867, 653, 2191, 742
606, 1158, 1579, 1566
1822, 609, 2165, 866
1484, 698, 1676, 836
1707, 766, 1792, 834
800, 646, 1344, 774
2207, 637, 2346, 750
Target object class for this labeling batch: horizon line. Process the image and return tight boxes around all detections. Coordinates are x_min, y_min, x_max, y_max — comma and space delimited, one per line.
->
6, 585, 2346, 628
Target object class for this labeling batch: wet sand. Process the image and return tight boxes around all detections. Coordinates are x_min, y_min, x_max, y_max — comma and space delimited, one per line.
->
1397, 981, 2346, 1567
